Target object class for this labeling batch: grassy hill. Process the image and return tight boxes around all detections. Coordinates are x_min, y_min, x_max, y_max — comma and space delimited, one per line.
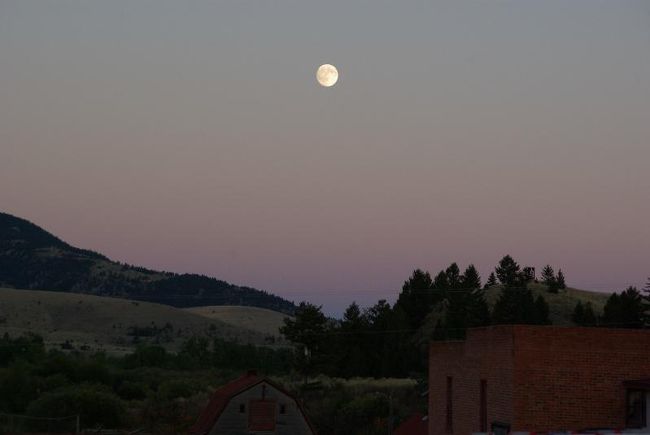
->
0, 288, 278, 355
0, 212, 295, 313
185, 305, 291, 339
484, 282, 610, 325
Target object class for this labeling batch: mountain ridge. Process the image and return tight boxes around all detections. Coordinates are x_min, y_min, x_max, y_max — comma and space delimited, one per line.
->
0, 212, 295, 314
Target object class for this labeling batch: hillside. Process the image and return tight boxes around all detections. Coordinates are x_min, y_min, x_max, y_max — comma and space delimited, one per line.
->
0, 212, 295, 313
185, 305, 291, 339
0, 288, 277, 354
484, 282, 610, 325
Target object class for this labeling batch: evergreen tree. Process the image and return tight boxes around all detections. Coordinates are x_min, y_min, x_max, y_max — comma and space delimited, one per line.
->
394, 269, 434, 330
556, 269, 567, 290
433, 270, 449, 290
533, 295, 550, 324
462, 264, 482, 290
495, 255, 522, 287
541, 265, 555, 284
484, 272, 498, 289
572, 301, 584, 325
541, 265, 558, 292
642, 277, 650, 326
338, 302, 369, 377
445, 263, 462, 289
279, 302, 329, 375
582, 302, 597, 326
601, 287, 645, 329
492, 287, 549, 325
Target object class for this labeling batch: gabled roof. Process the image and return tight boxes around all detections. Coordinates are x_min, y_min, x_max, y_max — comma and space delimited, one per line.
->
189, 371, 317, 435
393, 413, 427, 435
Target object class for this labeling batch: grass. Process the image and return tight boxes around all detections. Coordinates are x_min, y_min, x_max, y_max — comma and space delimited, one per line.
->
0, 288, 274, 355
184, 305, 291, 339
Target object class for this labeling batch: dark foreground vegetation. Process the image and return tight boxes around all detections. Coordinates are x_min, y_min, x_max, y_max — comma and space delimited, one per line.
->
0, 333, 423, 434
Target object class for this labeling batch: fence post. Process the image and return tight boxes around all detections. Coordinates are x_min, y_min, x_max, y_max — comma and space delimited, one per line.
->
76, 415, 80, 434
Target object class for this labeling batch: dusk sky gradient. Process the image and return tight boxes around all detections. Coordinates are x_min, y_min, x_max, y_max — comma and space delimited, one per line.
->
1, 1, 649, 314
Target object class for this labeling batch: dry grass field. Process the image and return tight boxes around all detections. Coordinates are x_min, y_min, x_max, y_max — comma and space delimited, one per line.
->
184, 305, 290, 338
0, 288, 274, 355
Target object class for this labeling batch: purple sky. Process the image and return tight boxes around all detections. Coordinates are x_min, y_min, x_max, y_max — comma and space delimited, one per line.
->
1, 1, 649, 314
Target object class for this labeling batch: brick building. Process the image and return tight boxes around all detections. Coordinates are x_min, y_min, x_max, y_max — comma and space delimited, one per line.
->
428, 325, 650, 434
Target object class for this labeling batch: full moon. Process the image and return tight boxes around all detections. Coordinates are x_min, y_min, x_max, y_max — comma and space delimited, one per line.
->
316, 64, 339, 87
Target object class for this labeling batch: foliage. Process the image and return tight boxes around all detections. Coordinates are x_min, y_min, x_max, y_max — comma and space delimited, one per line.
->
572, 301, 597, 326
492, 287, 550, 325
495, 255, 523, 287
26, 383, 126, 430
601, 287, 645, 328
484, 272, 497, 289
541, 265, 558, 293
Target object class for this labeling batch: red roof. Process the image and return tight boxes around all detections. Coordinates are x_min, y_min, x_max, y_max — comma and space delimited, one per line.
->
189, 371, 317, 435
393, 413, 427, 435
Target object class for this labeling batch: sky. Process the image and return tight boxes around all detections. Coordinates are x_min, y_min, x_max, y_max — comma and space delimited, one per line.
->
1, 1, 649, 315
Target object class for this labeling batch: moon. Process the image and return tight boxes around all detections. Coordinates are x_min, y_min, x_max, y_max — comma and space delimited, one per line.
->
316, 64, 339, 87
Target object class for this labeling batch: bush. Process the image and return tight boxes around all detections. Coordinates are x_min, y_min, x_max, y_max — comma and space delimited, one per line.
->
116, 380, 149, 401
26, 383, 126, 430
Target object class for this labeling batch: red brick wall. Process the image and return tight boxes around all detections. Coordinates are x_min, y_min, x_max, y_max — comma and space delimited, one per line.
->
429, 327, 516, 435
428, 326, 650, 434
512, 326, 650, 432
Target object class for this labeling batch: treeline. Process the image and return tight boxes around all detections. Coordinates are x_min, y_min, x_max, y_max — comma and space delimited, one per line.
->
573, 278, 650, 328
281, 255, 558, 379
0, 333, 292, 432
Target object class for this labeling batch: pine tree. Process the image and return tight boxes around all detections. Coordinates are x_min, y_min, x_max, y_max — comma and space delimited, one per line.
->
541, 265, 558, 292
394, 269, 434, 330
445, 263, 462, 289
534, 295, 550, 324
339, 302, 369, 377
280, 302, 329, 375
572, 301, 585, 325
462, 264, 482, 289
556, 269, 566, 290
495, 255, 521, 287
582, 302, 597, 326
541, 265, 555, 283
492, 287, 549, 325
644, 277, 650, 327
601, 287, 645, 329
484, 272, 498, 289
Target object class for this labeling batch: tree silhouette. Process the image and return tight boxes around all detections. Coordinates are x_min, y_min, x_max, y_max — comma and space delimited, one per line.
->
495, 255, 522, 287
394, 269, 434, 330
484, 272, 497, 289
601, 287, 645, 329
556, 269, 567, 290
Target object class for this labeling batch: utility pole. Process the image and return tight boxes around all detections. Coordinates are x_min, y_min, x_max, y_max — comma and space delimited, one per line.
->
388, 390, 393, 435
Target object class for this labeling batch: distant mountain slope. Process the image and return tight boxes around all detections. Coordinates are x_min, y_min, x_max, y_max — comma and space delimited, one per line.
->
0, 212, 295, 313
185, 305, 291, 339
0, 288, 275, 354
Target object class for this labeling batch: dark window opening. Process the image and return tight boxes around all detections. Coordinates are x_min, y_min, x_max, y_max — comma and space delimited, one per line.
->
239, 403, 246, 413
480, 379, 487, 432
446, 376, 453, 433
280, 404, 286, 414
627, 389, 647, 428
491, 421, 510, 435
